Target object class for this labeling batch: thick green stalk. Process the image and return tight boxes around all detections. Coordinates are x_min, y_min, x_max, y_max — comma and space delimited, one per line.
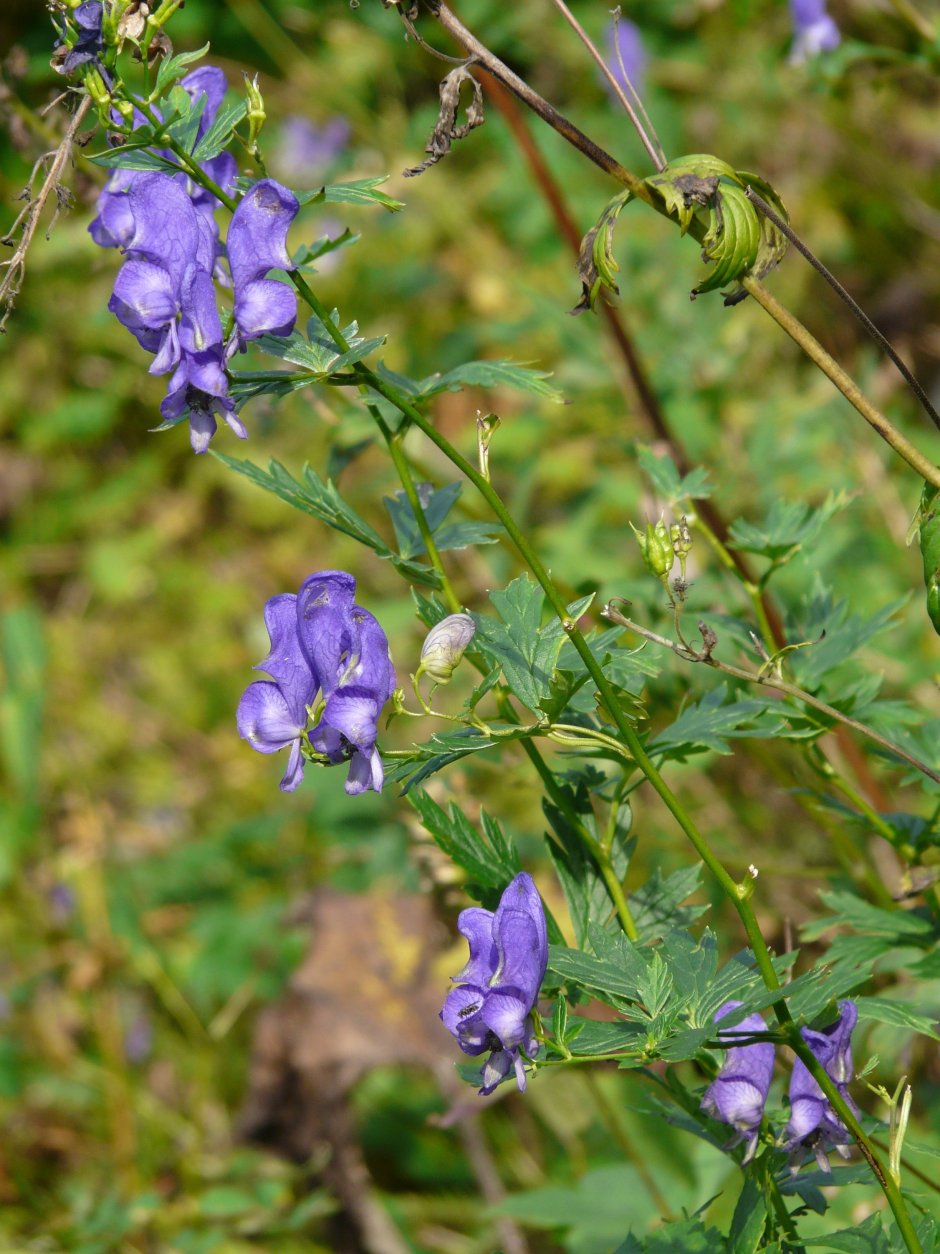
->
371, 407, 464, 616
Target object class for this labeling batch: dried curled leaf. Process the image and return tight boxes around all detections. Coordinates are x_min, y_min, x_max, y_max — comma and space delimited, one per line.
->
573, 153, 789, 312
571, 188, 633, 314
736, 170, 790, 282
404, 64, 484, 178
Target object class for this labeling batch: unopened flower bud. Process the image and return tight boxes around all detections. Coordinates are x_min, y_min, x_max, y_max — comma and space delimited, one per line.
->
416, 613, 475, 684
671, 515, 693, 577
244, 73, 266, 151
632, 517, 674, 581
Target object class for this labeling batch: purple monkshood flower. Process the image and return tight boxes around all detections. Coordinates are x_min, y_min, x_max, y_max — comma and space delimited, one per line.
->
105, 169, 298, 451
54, 2, 106, 76
89, 67, 236, 251
789, 0, 840, 63
701, 1001, 775, 1162
226, 178, 299, 348
605, 17, 646, 98
440, 873, 548, 1096
107, 171, 243, 453
237, 571, 396, 795
785, 1000, 859, 1172
275, 115, 350, 183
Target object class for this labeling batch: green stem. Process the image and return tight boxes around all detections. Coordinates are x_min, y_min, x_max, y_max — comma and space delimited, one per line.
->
813, 750, 903, 847
373, 408, 463, 616
763, 1162, 804, 1251
742, 279, 940, 490
516, 732, 639, 941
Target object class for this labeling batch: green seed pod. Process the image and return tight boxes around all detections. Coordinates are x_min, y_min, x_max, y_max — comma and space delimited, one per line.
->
416, 613, 476, 684
632, 518, 674, 581
670, 516, 693, 578
919, 482, 940, 635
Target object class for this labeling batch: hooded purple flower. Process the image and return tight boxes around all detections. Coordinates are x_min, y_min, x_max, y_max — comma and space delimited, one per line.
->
178, 67, 238, 248
107, 171, 242, 453
605, 17, 646, 98
237, 593, 317, 792
298, 571, 396, 795
237, 572, 395, 795
226, 178, 300, 348
54, 2, 105, 75
89, 67, 236, 252
701, 1001, 774, 1162
784, 1001, 859, 1172
789, 0, 840, 62
441, 873, 548, 1095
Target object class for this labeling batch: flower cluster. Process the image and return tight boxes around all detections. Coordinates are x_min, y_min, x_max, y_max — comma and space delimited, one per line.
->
237, 571, 396, 795
440, 873, 548, 1095
90, 68, 300, 452
702, 1000, 859, 1170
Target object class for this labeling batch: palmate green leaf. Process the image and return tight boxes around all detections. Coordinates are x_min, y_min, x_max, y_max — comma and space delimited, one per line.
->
165, 84, 204, 155
547, 942, 644, 1006
789, 586, 904, 691
615, 1217, 729, 1254
153, 41, 210, 94
259, 311, 387, 377
802, 1212, 891, 1253
385, 725, 532, 792
650, 682, 784, 758
293, 228, 359, 269
636, 446, 713, 504
297, 176, 405, 212
628, 865, 705, 943
801, 889, 934, 943
728, 492, 850, 563
87, 146, 179, 173
497, 1164, 662, 1247
561, 1017, 646, 1057
782, 957, 874, 1023
383, 481, 502, 559
472, 575, 594, 714
420, 359, 565, 404
693, 179, 760, 298
210, 453, 436, 585
728, 1179, 767, 1254
856, 995, 940, 1039
543, 780, 631, 948
407, 788, 519, 890
192, 98, 248, 161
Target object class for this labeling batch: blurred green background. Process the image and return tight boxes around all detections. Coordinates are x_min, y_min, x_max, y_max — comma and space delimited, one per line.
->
1, 0, 939, 1249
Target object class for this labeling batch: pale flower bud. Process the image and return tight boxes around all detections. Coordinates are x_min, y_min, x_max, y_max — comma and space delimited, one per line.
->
417, 614, 476, 684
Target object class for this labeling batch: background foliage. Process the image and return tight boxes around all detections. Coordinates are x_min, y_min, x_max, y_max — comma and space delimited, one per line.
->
1, 0, 939, 1250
